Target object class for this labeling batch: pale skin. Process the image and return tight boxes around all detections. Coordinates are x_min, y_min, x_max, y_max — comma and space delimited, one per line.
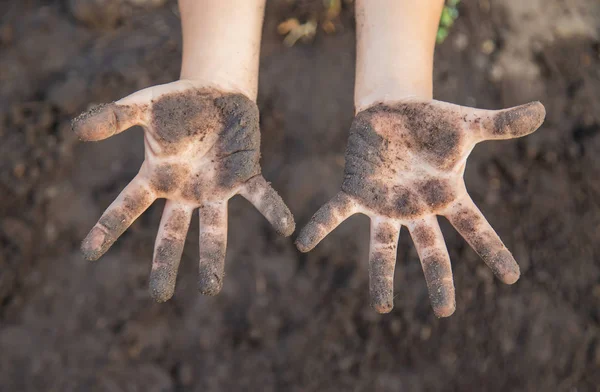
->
354, 0, 443, 109
179, 0, 265, 99
296, 0, 546, 316
74, 1, 546, 314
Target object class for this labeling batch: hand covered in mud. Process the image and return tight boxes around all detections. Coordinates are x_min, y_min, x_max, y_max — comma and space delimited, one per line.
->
297, 99, 545, 316
73, 81, 295, 302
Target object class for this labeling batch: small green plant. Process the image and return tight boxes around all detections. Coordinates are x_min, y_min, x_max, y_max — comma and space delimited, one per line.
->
437, 0, 460, 44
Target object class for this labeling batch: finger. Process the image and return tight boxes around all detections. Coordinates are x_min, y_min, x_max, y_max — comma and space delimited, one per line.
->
445, 196, 520, 284
369, 218, 401, 314
72, 99, 148, 142
81, 175, 155, 261
149, 201, 193, 303
239, 175, 295, 237
84, 81, 209, 140
408, 216, 456, 318
295, 191, 358, 253
198, 202, 228, 296
472, 101, 546, 141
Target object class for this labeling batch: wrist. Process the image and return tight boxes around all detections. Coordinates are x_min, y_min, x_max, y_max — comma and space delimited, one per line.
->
354, 55, 434, 111
354, 0, 442, 112
354, 76, 433, 113
178, 0, 265, 102
179, 45, 260, 103
354, 34, 435, 112
178, 72, 258, 102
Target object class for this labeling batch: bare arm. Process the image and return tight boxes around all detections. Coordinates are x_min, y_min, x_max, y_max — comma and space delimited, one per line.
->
298, 0, 546, 317
354, 0, 445, 111
73, 0, 294, 303
179, 0, 266, 101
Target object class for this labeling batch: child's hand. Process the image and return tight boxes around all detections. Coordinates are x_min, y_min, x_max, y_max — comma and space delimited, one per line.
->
73, 80, 295, 302
296, 99, 545, 316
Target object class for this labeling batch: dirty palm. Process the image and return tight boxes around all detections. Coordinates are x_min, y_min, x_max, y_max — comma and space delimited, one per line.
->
297, 99, 545, 317
72, 81, 295, 302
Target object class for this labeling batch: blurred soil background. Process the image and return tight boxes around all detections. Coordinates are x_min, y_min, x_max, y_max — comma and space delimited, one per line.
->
1, 0, 600, 390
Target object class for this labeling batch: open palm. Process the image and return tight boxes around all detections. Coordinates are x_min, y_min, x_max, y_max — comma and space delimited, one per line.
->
73, 80, 295, 302
296, 99, 545, 316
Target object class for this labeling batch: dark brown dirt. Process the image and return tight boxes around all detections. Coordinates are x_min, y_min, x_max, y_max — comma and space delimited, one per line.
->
1, 0, 600, 391
492, 101, 546, 137
151, 90, 221, 146
213, 94, 262, 188
399, 103, 464, 168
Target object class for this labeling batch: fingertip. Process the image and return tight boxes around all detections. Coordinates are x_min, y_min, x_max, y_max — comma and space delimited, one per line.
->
150, 285, 174, 303
294, 238, 312, 253
371, 300, 393, 314
198, 272, 223, 296
246, 180, 296, 237
530, 100, 546, 114
72, 103, 117, 142
274, 209, 296, 237
493, 249, 521, 285
525, 101, 546, 129
429, 287, 456, 318
81, 247, 101, 261
81, 227, 108, 261
149, 267, 177, 303
433, 302, 456, 318
295, 227, 318, 253
501, 268, 520, 285
282, 222, 296, 237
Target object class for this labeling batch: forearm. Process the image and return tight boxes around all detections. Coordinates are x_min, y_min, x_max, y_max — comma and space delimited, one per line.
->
354, 0, 445, 111
179, 0, 266, 101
